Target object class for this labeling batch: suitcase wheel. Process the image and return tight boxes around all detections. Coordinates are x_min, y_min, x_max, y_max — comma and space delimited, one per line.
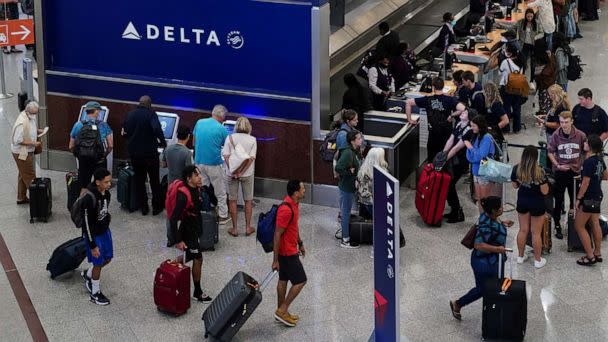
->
567, 247, 573, 252
30, 218, 34, 224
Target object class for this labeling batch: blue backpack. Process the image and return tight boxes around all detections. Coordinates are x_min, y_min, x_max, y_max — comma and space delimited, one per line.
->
257, 202, 294, 253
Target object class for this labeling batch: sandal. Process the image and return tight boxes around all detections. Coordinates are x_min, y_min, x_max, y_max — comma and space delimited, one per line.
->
449, 301, 462, 321
594, 255, 603, 263
245, 227, 256, 236
227, 229, 238, 237
576, 256, 596, 266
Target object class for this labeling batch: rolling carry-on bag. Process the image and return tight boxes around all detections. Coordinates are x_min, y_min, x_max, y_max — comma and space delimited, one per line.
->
66, 172, 81, 211
29, 177, 52, 223
415, 163, 451, 226
482, 249, 527, 341
203, 270, 277, 342
117, 163, 139, 212
349, 216, 373, 244
154, 252, 191, 316
46, 236, 87, 279
200, 210, 219, 251
160, 175, 168, 209
526, 215, 552, 254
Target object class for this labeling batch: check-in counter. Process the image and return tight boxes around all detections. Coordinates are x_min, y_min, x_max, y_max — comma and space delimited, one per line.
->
362, 111, 420, 188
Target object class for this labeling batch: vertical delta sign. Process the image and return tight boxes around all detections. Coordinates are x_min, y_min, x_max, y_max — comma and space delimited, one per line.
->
372, 166, 401, 341
41, 0, 318, 121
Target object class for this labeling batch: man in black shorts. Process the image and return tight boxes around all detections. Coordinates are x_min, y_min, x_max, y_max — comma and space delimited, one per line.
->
272, 180, 307, 327
168, 165, 212, 302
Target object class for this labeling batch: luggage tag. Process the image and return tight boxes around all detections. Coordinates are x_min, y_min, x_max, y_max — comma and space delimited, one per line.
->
91, 124, 98, 131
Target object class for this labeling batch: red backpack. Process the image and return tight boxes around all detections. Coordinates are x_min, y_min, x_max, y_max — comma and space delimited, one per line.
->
165, 180, 194, 220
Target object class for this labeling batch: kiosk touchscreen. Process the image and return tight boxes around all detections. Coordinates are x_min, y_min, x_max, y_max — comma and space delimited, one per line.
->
157, 112, 180, 146
78, 106, 109, 122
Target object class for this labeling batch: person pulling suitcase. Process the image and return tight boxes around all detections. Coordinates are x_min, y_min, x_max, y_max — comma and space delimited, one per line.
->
166, 165, 212, 302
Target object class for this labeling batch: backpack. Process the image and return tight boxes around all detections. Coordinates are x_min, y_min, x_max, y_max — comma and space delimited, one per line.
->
20, 0, 34, 15
505, 60, 529, 97
70, 190, 96, 229
256, 202, 294, 253
566, 52, 583, 81
165, 180, 194, 220
73, 121, 105, 161
320, 128, 347, 162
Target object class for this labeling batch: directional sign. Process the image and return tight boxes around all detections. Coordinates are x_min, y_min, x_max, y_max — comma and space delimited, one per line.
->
0, 19, 34, 47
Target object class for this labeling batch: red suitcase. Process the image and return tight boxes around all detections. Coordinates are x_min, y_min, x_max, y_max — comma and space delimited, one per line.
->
154, 258, 191, 316
416, 163, 451, 226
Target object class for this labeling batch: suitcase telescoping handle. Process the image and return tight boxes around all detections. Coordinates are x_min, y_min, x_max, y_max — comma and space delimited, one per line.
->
258, 270, 278, 293
175, 248, 186, 265
498, 248, 513, 279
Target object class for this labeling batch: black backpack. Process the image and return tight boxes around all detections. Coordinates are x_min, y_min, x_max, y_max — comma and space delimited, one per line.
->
566, 52, 583, 81
70, 191, 96, 229
319, 128, 347, 162
74, 121, 105, 161
20, 0, 34, 15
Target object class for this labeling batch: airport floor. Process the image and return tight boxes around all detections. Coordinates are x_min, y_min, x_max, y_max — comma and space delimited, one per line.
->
4, 15, 608, 342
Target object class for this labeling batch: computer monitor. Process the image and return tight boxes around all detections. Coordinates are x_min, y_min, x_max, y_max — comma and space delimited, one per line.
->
78, 106, 108, 122
157, 112, 179, 141
223, 120, 237, 135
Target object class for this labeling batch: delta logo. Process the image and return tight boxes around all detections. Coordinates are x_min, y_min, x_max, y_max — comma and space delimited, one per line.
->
121, 21, 244, 50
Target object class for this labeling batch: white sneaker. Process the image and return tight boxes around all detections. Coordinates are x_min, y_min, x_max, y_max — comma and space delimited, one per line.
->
534, 258, 547, 269
516, 255, 528, 264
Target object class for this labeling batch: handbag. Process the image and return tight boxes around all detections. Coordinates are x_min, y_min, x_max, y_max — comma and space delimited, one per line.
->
583, 199, 602, 211
34, 139, 42, 155
479, 158, 513, 183
461, 224, 478, 249
505, 59, 529, 97
227, 135, 251, 174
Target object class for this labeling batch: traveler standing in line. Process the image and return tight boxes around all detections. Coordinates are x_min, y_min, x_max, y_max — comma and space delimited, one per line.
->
481, 82, 509, 143
356, 147, 389, 219
534, 51, 557, 118
341, 73, 371, 132
572, 88, 608, 141
499, 44, 524, 134
272, 180, 307, 327
168, 165, 213, 302
406, 77, 466, 161
80, 168, 114, 306
537, 84, 570, 141
554, 34, 570, 91
527, 0, 556, 53
11, 101, 42, 204
161, 125, 193, 245
122, 96, 167, 216
375, 21, 400, 58
335, 131, 363, 249
517, 9, 543, 78
574, 135, 608, 266
69, 101, 113, 193
461, 71, 484, 113
512, 146, 550, 269
466, 116, 498, 213
193, 104, 230, 225
336, 110, 362, 150
442, 108, 474, 224
368, 56, 395, 111
222, 117, 257, 237
548, 111, 586, 239
452, 70, 467, 104
449, 196, 513, 320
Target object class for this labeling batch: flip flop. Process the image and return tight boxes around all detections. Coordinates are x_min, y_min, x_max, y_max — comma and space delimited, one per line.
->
228, 230, 238, 237
245, 228, 256, 236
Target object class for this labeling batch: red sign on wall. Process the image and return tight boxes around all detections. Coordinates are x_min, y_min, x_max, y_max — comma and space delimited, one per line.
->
0, 19, 34, 47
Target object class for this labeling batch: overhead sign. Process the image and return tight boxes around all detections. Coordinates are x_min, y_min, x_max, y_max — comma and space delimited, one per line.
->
0, 19, 34, 47
372, 166, 400, 342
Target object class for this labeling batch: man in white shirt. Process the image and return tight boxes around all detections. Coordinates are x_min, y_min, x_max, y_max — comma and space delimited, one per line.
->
11, 101, 43, 204
368, 56, 395, 111
527, 0, 556, 53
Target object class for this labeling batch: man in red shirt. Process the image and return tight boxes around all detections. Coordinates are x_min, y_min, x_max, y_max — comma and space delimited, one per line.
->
272, 180, 307, 327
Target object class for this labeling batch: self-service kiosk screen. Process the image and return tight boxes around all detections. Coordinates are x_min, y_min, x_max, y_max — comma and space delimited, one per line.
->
79, 108, 107, 122
224, 121, 236, 135
158, 115, 178, 140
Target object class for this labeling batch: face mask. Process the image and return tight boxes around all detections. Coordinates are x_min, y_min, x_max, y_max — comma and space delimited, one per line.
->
27, 114, 36, 119
500, 37, 507, 43
451, 20, 456, 26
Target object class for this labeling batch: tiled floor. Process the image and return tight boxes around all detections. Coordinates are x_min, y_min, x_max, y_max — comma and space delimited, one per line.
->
2, 10, 608, 342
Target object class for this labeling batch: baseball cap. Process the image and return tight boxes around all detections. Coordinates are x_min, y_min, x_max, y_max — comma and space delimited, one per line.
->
84, 101, 102, 110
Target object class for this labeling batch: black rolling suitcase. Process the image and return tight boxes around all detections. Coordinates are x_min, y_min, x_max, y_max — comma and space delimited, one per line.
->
482, 250, 527, 341
29, 177, 52, 223
66, 172, 81, 210
200, 210, 219, 251
350, 216, 373, 244
117, 163, 139, 212
160, 175, 168, 209
203, 271, 277, 341
46, 237, 87, 279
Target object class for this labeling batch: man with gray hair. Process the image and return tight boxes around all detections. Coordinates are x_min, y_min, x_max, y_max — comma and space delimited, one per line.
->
11, 101, 45, 204
193, 104, 229, 224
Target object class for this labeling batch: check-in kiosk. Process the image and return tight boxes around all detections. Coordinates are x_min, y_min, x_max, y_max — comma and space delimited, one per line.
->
76, 105, 112, 174
156, 112, 180, 181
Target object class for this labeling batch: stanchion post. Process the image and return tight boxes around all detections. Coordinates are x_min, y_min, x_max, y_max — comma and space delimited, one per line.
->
0, 52, 14, 99
502, 141, 515, 212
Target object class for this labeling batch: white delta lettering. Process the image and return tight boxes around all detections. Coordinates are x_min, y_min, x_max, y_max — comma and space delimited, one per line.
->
146, 25, 220, 46
386, 201, 395, 259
